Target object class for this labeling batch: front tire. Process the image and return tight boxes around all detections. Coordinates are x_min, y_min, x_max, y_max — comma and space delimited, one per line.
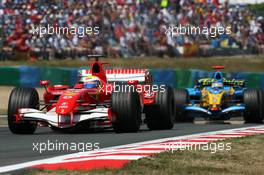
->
111, 91, 141, 133
8, 87, 39, 134
243, 89, 263, 123
174, 89, 193, 122
146, 86, 174, 130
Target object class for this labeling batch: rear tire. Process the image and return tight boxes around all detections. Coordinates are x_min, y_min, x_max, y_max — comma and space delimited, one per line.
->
111, 91, 141, 133
174, 89, 193, 122
243, 89, 263, 123
146, 86, 174, 130
8, 87, 39, 134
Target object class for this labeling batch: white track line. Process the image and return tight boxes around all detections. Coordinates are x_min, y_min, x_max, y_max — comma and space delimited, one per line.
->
0, 125, 264, 173
236, 130, 264, 134
63, 150, 162, 162
45, 155, 147, 164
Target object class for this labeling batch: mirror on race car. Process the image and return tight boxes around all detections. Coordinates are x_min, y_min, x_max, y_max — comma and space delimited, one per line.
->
40, 80, 49, 86
128, 80, 139, 85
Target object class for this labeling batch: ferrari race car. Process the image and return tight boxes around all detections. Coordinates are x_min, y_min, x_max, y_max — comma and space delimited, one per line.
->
8, 58, 174, 134
174, 66, 264, 123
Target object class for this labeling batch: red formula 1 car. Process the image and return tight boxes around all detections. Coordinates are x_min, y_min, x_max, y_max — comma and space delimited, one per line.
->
8, 59, 174, 134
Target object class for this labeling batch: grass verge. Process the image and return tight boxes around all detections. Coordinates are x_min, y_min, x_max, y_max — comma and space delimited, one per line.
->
1, 56, 264, 72
25, 134, 264, 175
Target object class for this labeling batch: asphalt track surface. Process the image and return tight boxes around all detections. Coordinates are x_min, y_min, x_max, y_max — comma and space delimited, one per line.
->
0, 117, 261, 167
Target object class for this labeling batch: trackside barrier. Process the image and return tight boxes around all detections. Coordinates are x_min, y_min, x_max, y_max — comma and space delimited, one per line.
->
39, 67, 75, 86
19, 66, 41, 87
150, 69, 176, 88
0, 67, 20, 86
0, 67, 263, 88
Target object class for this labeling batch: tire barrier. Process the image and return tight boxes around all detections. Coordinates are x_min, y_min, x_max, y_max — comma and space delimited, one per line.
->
0, 66, 263, 88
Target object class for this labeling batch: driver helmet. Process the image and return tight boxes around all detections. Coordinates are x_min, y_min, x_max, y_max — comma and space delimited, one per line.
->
80, 75, 101, 89
211, 82, 223, 89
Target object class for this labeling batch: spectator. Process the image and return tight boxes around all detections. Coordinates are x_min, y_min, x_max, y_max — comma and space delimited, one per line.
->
0, 0, 263, 60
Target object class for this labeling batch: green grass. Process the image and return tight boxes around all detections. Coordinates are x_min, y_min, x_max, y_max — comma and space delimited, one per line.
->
1, 56, 264, 72
25, 134, 264, 175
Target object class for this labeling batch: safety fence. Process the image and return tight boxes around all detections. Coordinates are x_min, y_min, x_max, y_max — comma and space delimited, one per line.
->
0, 66, 264, 88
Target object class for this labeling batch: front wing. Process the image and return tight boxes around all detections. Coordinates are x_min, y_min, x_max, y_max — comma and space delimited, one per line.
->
17, 108, 111, 129
185, 105, 245, 116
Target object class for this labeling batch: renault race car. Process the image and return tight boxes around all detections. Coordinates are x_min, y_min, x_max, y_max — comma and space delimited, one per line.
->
174, 66, 264, 123
8, 58, 174, 134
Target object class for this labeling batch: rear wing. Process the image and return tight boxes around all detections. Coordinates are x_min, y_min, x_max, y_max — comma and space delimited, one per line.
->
196, 78, 245, 87
212, 66, 225, 70
79, 69, 150, 83
224, 79, 245, 87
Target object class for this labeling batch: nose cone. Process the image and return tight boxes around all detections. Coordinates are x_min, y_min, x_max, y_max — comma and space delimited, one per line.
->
56, 93, 79, 115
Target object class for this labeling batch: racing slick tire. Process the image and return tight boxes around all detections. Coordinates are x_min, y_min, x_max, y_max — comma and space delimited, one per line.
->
8, 87, 39, 134
258, 89, 264, 122
174, 89, 194, 122
243, 89, 264, 123
111, 91, 141, 133
146, 86, 174, 130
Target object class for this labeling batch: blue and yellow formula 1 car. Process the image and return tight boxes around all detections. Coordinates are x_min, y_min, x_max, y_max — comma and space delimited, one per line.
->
174, 66, 264, 123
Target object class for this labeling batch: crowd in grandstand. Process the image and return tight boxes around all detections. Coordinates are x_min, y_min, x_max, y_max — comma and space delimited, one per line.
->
0, 0, 263, 60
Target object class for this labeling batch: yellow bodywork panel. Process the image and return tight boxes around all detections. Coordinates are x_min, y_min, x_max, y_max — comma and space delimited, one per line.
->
201, 87, 234, 110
